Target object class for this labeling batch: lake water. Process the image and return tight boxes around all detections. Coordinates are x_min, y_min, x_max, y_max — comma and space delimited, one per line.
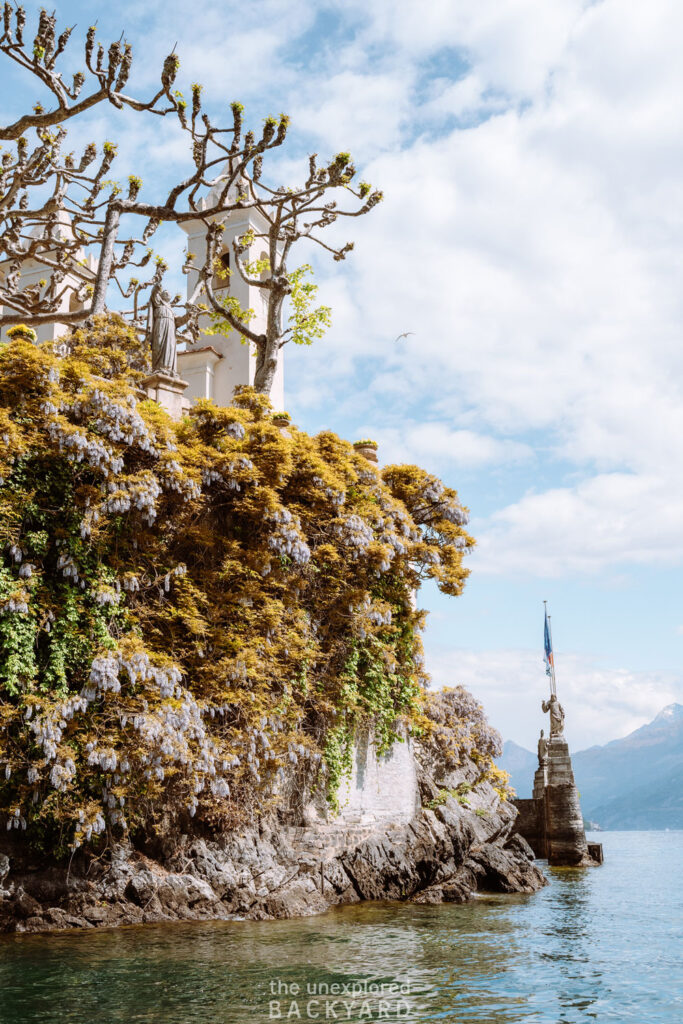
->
1, 832, 681, 1023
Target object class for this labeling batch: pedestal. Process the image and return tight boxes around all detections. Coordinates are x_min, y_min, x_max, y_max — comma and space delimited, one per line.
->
142, 371, 189, 421
513, 734, 603, 867
532, 762, 547, 800
544, 734, 591, 865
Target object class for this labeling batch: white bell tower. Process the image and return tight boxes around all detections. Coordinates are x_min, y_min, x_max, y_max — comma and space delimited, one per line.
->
178, 196, 284, 412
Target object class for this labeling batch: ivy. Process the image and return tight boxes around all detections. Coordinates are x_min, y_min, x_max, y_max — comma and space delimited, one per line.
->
323, 724, 353, 814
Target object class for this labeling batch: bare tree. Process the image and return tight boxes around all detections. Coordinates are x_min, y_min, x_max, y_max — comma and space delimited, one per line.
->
195, 151, 383, 393
0, 8, 382, 395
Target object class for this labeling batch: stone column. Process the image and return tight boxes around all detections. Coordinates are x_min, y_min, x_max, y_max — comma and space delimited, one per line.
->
543, 735, 590, 865
141, 371, 189, 421
531, 762, 548, 857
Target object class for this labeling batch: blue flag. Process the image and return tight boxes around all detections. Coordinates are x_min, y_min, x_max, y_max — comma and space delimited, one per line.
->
544, 607, 554, 677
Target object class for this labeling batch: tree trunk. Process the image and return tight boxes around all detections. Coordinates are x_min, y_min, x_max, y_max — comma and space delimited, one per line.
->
253, 341, 279, 396
91, 204, 121, 315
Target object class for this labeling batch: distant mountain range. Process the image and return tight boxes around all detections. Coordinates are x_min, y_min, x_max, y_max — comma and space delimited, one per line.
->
500, 703, 683, 830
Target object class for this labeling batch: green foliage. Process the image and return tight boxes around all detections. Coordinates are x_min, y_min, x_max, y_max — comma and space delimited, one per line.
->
0, 318, 474, 847
425, 781, 473, 810
286, 264, 332, 347
323, 725, 353, 814
206, 274, 256, 341
207, 260, 331, 353
426, 787, 456, 810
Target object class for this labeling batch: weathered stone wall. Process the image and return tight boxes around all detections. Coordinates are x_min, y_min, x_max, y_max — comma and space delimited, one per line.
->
335, 730, 420, 827
544, 736, 589, 864
514, 798, 546, 858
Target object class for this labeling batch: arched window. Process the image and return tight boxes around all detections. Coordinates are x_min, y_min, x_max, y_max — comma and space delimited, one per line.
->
212, 250, 230, 292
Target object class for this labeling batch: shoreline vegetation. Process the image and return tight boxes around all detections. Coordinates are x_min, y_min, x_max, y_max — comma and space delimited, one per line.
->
0, 321, 544, 933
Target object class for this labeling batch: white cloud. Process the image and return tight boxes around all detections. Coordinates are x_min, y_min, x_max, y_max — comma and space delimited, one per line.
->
364, 422, 533, 470
281, 0, 683, 581
290, 70, 414, 152
471, 473, 683, 576
426, 645, 683, 750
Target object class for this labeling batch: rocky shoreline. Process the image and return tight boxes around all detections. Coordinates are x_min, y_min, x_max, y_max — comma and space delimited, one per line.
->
0, 753, 546, 935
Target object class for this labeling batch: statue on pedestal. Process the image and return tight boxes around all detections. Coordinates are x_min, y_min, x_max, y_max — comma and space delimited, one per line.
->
148, 285, 178, 376
537, 728, 548, 765
542, 693, 565, 737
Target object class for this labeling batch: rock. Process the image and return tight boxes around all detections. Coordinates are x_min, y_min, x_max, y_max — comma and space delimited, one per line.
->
0, 744, 548, 933
43, 907, 89, 929
124, 871, 157, 908
12, 887, 41, 920
505, 833, 535, 861
160, 873, 216, 907
0, 853, 9, 885
23, 915, 47, 932
466, 843, 546, 894
124, 868, 216, 914
320, 858, 358, 903
411, 886, 445, 904
255, 877, 328, 919
187, 840, 239, 898
83, 905, 113, 923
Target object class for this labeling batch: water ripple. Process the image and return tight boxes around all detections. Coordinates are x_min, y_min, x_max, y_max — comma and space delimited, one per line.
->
1, 832, 681, 1023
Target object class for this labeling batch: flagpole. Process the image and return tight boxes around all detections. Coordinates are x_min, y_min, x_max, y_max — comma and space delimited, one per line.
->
544, 600, 557, 697
548, 610, 557, 697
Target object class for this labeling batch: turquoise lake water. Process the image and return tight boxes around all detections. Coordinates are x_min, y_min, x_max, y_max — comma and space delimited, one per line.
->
1, 832, 681, 1023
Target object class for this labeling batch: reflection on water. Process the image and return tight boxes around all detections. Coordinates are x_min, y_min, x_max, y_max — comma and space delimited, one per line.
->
1, 833, 682, 1023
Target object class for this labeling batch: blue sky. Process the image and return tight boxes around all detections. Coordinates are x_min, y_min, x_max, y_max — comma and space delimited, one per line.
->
3, 0, 682, 750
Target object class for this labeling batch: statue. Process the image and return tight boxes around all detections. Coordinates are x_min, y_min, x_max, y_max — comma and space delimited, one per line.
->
542, 693, 565, 737
537, 728, 548, 765
148, 285, 178, 376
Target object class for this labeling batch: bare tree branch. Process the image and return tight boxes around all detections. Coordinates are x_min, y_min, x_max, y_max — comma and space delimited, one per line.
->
0, 11, 382, 397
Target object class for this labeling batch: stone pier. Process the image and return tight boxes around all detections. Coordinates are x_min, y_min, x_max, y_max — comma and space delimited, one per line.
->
514, 735, 602, 867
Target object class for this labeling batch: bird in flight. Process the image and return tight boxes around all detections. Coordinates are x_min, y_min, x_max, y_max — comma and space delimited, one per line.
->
394, 331, 415, 342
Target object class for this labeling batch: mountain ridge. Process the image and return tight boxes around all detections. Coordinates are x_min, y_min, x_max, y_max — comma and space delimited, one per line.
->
499, 703, 683, 829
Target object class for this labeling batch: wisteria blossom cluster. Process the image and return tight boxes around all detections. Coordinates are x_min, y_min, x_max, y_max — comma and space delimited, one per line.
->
422, 686, 503, 765
0, 320, 475, 848
416, 687, 513, 801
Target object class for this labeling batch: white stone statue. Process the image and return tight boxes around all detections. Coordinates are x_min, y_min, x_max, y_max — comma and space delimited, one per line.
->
148, 285, 178, 376
537, 728, 548, 764
542, 694, 565, 737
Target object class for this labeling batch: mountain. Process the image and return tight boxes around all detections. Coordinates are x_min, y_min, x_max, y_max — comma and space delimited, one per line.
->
499, 740, 538, 798
501, 704, 683, 830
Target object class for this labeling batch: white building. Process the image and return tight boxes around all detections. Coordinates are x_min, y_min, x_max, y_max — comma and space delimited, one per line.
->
178, 193, 284, 412
1, 195, 284, 413
0, 212, 96, 345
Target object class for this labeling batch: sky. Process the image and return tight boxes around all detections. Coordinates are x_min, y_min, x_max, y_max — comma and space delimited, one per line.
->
3, 0, 682, 751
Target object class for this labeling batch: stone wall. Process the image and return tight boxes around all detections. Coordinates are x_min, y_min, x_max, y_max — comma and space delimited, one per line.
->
513, 735, 602, 867
335, 730, 420, 827
514, 798, 546, 858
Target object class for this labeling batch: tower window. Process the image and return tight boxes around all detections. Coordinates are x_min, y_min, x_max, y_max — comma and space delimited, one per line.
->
212, 250, 230, 291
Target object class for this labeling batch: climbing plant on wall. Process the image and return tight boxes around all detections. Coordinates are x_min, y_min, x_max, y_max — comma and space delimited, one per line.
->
0, 317, 474, 850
